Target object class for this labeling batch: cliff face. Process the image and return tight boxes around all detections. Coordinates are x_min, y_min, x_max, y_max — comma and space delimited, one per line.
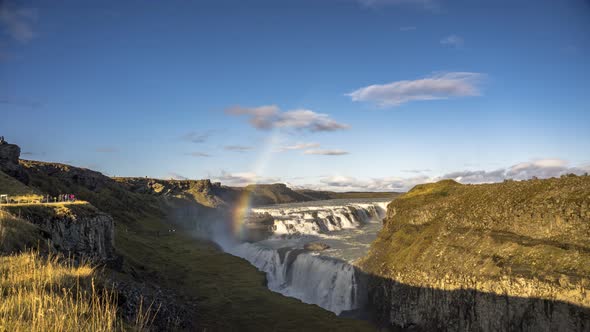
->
359, 177, 590, 331
116, 177, 232, 208
3, 204, 115, 261
0, 142, 28, 183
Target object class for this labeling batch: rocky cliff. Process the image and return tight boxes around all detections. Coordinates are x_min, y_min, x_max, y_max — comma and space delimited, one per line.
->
3, 204, 115, 261
0, 141, 28, 183
359, 177, 590, 331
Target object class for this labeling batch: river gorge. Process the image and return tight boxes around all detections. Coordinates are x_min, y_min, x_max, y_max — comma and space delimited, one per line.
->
219, 199, 391, 315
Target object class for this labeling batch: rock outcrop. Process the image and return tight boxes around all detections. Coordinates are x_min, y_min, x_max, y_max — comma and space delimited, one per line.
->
359, 177, 590, 331
304, 242, 331, 251
0, 141, 28, 183
3, 204, 115, 261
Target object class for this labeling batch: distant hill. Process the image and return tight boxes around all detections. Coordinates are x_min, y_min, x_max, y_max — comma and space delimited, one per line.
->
359, 176, 590, 330
296, 189, 401, 201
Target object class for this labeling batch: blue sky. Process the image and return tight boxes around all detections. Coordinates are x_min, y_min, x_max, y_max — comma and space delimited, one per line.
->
1, 0, 589, 191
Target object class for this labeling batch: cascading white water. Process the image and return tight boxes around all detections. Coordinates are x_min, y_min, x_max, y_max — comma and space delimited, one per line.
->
251, 201, 388, 236
229, 243, 366, 314
223, 199, 391, 315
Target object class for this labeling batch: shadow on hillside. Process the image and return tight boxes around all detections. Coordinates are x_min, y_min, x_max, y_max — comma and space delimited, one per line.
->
347, 268, 590, 332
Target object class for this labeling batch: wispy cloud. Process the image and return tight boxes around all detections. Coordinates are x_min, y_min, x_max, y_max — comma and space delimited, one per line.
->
224, 145, 254, 152
185, 152, 211, 157
303, 149, 350, 156
212, 171, 281, 186
313, 175, 428, 192
275, 142, 321, 152
275, 110, 350, 132
181, 131, 211, 143
438, 159, 590, 185
348, 72, 484, 107
401, 168, 431, 173
305, 159, 589, 192
95, 147, 119, 153
0, 3, 37, 43
440, 34, 464, 48
226, 105, 279, 130
169, 172, 189, 180
21, 151, 46, 157
226, 105, 350, 132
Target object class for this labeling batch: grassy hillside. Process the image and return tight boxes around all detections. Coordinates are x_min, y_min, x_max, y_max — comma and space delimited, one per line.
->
359, 176, 590, 307
0, 209, 44, 254
0, 169, 42, 203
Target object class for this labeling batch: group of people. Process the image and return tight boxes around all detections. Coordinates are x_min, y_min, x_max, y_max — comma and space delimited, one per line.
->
57, 194, 76, 202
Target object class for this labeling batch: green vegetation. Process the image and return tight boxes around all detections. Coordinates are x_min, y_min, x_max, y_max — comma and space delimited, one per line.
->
360, 176, 590, 307
0, 170, 42, 203
0, 210, 44, 254
2, 202, 99, 222
117, 217, 374, 331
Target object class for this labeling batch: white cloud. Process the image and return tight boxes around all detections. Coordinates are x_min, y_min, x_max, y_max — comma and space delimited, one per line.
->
275, 109, 350, 132
0, 4, 37, 43
305, 159, 589, 192
441, 169, 506, 184
442, 159, 589, 184
440, 34, 464, 48
275, 142, 321, 152
303, 149, 350, 156
401, 169, 431, 173
169, 172, 189, 180
224, 145, 253, 152
316, 175, 429, 192
226, 105, 349, 132
185, 152, 211, 157
348, 72, 484, 107
225, 105, 279, 130
212, 171, 281, 186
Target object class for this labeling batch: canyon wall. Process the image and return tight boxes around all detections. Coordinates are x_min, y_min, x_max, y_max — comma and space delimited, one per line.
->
3, 204, 115, 261
359, 177, 590, 331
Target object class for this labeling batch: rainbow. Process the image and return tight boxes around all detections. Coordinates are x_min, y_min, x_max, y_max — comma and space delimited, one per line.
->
231, 188, 254, 238
229, 129, 280, 238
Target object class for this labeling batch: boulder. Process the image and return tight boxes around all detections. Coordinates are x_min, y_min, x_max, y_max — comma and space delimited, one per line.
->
304, 242, 330, 251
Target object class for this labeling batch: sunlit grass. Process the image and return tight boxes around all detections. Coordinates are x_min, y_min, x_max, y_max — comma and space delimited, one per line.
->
0, 251, 111, 331
0, 250, 155, 331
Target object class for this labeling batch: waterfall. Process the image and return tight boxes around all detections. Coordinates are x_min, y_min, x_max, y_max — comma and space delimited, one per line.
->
223, 199, 390, 315
229, 243, 367, 315
251, 201, 388, 236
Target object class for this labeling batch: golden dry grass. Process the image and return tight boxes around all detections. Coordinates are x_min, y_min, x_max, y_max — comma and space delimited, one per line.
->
0, 250, 155, 332
0, 251, 117, 331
